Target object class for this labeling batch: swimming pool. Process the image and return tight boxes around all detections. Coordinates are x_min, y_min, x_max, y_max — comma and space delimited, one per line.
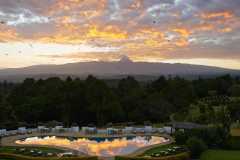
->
16, 136, 169, 157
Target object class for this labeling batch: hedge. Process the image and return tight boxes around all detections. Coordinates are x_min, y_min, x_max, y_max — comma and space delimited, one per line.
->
224, 136, 240, 150
115, 152, 190, 160
0, 153, 98, 160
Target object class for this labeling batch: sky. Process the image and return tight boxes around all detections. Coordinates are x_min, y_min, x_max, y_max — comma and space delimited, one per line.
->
0, 0, 240, 69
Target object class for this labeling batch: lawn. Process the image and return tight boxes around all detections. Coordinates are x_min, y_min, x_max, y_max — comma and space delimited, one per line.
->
142, 144, 187, 157
0, 146, 64, 157
201, 150, 240, 160
143, 144, 177, 155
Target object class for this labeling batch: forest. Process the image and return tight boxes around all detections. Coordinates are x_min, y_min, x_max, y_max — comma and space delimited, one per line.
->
0, 74, 240, 129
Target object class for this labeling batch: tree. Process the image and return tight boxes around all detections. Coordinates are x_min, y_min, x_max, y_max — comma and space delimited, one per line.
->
229, 84, 240, 97
0, 136, 2, 147
85, 76, 123, 125
117, 76, 145, 122
228, 99, 240, 122
174, 130, 188, 145
186, 137, 207, 158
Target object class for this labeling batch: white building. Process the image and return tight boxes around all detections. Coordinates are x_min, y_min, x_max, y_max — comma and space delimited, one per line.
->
6, 130, 17, 136
53, 126, 64, 133
71, 126, 79, 132
144, 126, 153, 133
157, 128, 165, 133
107, 128, 119, 135
97, 129, 107, 134
18, 127, 27, 134
81, 127, 97, 134
0, 129, 7, 136
163, 126, 175, 134
37, 126, 49, 133
134, 127, 145, 134
122, 127, 134, 134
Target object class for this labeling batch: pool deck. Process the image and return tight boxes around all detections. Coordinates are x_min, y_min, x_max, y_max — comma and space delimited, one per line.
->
1, 132, 174, 157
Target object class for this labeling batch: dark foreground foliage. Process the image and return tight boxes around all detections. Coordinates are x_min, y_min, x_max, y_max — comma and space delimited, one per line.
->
0, 74, 240, 128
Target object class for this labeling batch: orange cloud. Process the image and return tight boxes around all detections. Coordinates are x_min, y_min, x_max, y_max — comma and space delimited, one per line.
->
37, 34, 86, 44
0, 25, 19, 42
128, 0, 144, 10
47, 0, 106, 16
34, 24, 128, 44
58, 16, 72, 24
194, 23, 215, 31
86, 25, 128, 40
219, 27, 232, 33
201, 11, 234, 19
173, 28, 191, 38
175, 39, 189, 47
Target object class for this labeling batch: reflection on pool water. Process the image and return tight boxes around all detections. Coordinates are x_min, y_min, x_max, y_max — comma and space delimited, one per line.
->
16, 136, 169, 157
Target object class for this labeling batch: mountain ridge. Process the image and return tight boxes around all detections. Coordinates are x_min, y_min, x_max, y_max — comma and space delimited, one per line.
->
0, 60, 238, 74
0, 60, 239, 82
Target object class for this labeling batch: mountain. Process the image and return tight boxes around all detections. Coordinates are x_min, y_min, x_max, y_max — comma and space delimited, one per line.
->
0, 57, 239, 81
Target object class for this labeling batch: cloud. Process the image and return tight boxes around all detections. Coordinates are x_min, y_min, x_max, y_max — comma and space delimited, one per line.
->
0, 0, 239, 68
0, 24, 19, 42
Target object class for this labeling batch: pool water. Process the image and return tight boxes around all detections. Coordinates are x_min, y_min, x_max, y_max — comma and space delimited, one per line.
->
16, 136, 169, 157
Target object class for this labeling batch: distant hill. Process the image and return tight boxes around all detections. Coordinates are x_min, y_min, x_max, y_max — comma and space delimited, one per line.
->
0, 57, 239, 82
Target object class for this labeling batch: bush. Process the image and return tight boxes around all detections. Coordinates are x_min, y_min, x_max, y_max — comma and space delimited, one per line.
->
115, 152, 190, 160
224, 136, 240, 150
185, 126, 228, 147
0, 153, 97, 160
174, 131, 188, 145
186, 137, 207, 158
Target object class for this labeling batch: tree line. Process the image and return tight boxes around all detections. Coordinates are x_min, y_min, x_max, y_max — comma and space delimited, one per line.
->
0, 74, 240, 129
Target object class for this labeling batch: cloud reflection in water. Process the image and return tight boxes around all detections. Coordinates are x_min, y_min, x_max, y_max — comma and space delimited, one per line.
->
16, 136, 168, 157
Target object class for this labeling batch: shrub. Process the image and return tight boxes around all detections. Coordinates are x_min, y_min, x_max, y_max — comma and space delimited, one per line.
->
186, 137, 207, 158
174, 131, 188, 145
185, 126, 228, 147
224, 136, 240, 150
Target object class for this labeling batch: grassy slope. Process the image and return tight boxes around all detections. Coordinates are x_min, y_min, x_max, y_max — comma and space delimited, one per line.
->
143, 144, 176, 155
201, 150, 240, 160
141, 144, 187, 156
0, 146, 63, 154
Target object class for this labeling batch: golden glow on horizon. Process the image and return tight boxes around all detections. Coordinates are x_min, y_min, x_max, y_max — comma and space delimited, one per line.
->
162, 58, 240, 70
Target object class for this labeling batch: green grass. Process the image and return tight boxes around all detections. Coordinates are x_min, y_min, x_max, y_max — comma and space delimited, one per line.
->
0, 146, 63, 154
201, 150, 240, 160
142, 144, 187, 157
143, 144, 177, 155
0, 146, 64, 158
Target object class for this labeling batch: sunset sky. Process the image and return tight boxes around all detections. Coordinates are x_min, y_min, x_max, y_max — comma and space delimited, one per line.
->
0, 0, 239, 69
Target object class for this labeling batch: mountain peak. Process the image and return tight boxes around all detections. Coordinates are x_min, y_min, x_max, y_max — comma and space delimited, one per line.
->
119, 55, 133, 63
